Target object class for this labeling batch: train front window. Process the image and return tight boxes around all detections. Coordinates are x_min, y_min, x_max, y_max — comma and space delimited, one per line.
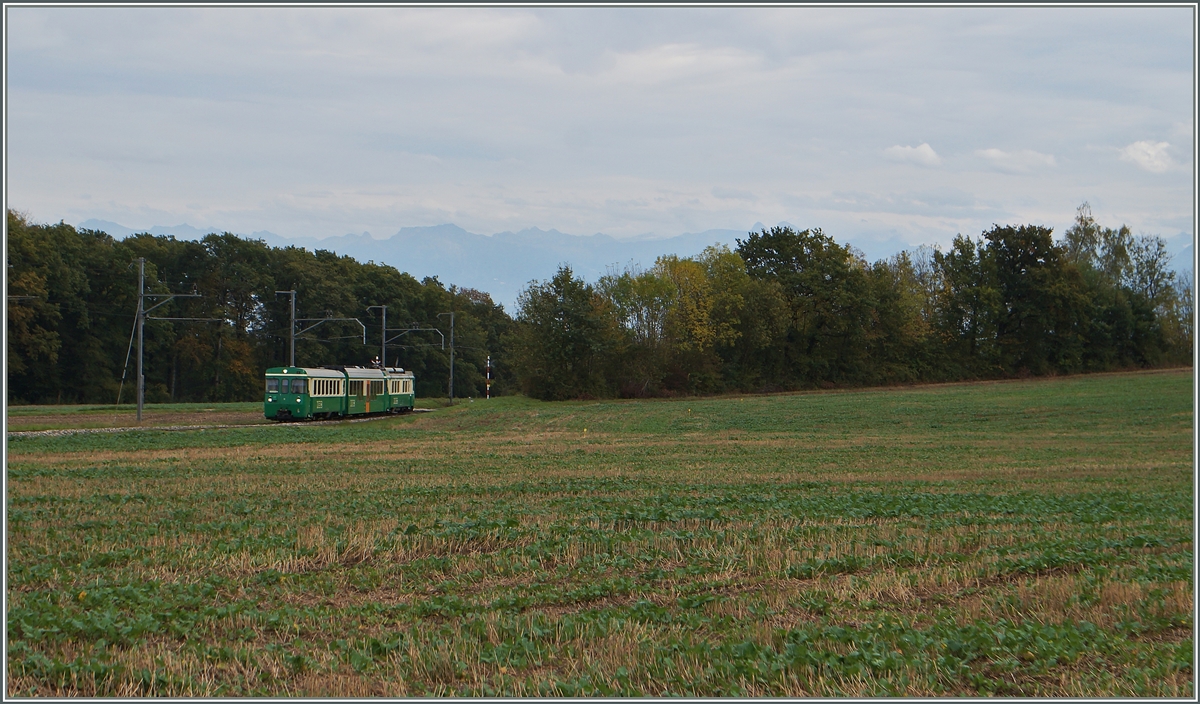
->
291, 379, 307, 394
267, 378, 280, 393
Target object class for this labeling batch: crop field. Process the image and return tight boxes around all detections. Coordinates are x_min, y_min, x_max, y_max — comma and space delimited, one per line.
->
5, 369, 1195, 696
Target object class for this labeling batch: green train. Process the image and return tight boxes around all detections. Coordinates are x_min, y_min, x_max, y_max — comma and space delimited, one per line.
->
264, 365, 416, 421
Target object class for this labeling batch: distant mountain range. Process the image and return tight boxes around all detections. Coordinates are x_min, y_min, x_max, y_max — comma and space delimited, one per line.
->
78, 219, 1193, 311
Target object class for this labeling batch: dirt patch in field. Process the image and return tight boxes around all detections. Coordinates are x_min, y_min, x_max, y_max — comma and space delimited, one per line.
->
6, 409, 269, 431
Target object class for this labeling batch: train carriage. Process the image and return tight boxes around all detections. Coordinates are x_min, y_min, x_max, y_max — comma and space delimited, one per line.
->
384, 367, 416, 412
344, 366, 385, 416
264, 365, 415, 421
264, 367, 346, 420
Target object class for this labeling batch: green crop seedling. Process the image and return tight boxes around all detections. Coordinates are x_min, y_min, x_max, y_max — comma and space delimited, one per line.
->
5, 369, 1193, 696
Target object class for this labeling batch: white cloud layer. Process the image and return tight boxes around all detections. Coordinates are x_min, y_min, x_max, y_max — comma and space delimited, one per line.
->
883, 143, 942, 167
976, 148, 1057, 173
3, 6, 1194, 255
1119, 141, 1173, 173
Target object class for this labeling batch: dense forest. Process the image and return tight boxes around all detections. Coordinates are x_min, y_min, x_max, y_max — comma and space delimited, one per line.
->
6, 210, 513, 404
6, 205, 1192, 405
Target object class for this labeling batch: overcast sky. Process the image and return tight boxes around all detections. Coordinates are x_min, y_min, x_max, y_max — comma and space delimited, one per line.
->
5, 6, 1195, 250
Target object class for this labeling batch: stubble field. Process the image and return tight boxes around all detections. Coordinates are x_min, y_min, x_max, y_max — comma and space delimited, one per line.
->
5, 369, 1194, 696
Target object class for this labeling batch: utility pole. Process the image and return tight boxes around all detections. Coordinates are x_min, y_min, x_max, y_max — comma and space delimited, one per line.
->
274, 290, 365, 367
275, 289, 296, 367
134, 258, 201, 422
367, 305, 387, 366
137, 258, 144, 422
438, 311, 455, 403
486, 355, 491, 399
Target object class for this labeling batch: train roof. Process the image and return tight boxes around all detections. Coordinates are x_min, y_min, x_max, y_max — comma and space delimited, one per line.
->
265, 366, 415, 379
264, 367, 344, 378
309, 365, 387, 379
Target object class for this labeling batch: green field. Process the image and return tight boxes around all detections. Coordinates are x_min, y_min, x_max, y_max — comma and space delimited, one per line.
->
5, 370, 1194, 696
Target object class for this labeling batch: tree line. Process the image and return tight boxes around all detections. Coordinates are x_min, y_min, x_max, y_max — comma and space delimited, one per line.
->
510, 204, 1192, 400
6, 204, 1192, 405
6, 210, 513, 405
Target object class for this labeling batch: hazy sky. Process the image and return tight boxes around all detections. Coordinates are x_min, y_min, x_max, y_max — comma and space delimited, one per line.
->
5, 6, 1195, 249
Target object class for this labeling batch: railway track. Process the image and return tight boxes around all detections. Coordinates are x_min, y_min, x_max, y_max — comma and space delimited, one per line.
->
7, 408, 434, 438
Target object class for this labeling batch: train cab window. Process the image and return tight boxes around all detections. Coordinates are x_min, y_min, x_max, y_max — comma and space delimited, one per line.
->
291, 379, 307, 394
267, 378, 280, 393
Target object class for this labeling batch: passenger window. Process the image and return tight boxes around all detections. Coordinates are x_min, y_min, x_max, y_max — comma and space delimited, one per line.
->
292, 379, 307, 394
267, 378, 280, 393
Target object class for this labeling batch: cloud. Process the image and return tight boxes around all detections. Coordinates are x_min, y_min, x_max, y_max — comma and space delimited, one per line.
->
811, 187, 991, 218
976, 148, 1056, 173
1119, 140, 1173, 173
883, 143, 941, 167
603, 43, 761, 87
4, 7, 1192, 250
711, 186, 756, 201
